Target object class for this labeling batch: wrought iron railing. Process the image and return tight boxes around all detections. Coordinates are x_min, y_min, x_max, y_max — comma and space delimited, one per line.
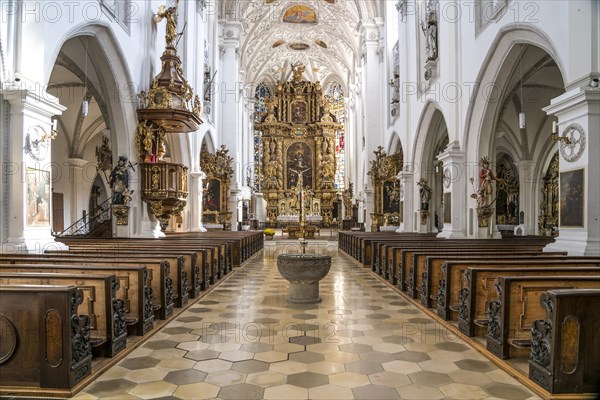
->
55, 197, 113, 237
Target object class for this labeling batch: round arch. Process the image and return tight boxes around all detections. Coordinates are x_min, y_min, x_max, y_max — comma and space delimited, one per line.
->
462, 24, 567, 166
46, 24, 137, 161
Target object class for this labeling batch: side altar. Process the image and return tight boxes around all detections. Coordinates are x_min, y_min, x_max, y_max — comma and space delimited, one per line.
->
255, 64, 343, 227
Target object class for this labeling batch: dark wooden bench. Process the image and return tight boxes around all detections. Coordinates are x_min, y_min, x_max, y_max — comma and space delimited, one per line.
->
0, 261, 155, 333
0, 272, 127, 357
413, 251, 566, 307
457, 266, 600, 336
529, 289, 600, 394
0, 255, 174, 320
437, 259, 600, 321
0, 284, 91, 392
486, 275, 600, 359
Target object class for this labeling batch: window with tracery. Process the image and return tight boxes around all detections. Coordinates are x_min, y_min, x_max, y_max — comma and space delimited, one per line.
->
325, 82, 346, 190
253, 83, 271, 190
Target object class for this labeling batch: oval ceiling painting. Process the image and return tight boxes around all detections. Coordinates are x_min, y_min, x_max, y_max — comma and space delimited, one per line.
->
289, 43, 310, 51
283, 5, 317, 24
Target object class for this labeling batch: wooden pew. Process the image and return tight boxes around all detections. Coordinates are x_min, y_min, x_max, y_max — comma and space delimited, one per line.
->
529, 289, 600, 394
413, 251, 567, 307
0, 284, 91, 391
437, 259, 600, 321
0, 261, 155, 333
0, 272, 127, 357
46, 249, 197, 304
486, 275, 600, 359
457, 266, 600, 336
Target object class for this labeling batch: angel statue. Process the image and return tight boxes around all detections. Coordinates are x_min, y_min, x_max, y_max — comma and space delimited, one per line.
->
156, 0, 180, 46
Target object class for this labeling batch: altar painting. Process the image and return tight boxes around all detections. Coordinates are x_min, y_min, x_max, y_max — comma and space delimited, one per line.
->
560, 169, 584, 227
382, 181, 400, 214
204, 178, 221, 212
286, 142, 313, 189
291, 101, 308, 124
283, 5, 317, 24
26, 168, 51, 227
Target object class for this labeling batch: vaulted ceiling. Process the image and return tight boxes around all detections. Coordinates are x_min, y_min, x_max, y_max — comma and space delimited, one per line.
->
219, 0, 384, 88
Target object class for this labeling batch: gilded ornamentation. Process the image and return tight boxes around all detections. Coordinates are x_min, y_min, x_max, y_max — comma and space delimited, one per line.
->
368, 147, 403, 230
255, 64, 342, 227
156, 1, 180, 47
95, 136, 113, 172
538, 152, 559, 236
112, 205, 130, 225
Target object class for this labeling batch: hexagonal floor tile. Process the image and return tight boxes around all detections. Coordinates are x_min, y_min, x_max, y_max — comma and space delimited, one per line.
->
336, 330, 364, 338
220, 350, 254, 362
120, 357, 160, 370
289, 336, 322, 345
126, 368, 168, 383
409, 370, 453, 387
329, 372, 370, 388
218, 383, 265, 400
269, 360, 308, 375
352, 384, 400, 399
308, 384, 354, 399
345, 360, 384, 375
307, 361, 345, 375
129, 381, 177, 399
241, 342, 274, 353
438, 383, 488, 399
382, 360, 422, 375
394, 384, 445, 400
246, 371, 287, 388
368, 371, 411, 388
172, 382, 220, 400
419, 359, 460, 373
434, 341, 471, 352
185, 349, 220, 361
231, 359, 270, 374
264, 384, 308, 399
289, 351, 325, 364
83, 379, 137, 398
205, 370, 246, 387
338, 343, 373, 353
164, 369, 208, 385
393, 350, 431, 363
287, 371, 329, 388
455, 358, 496, 372
177, 340, 210, 352
193, 359, 233, 373
143, 340, 180, 350
483, 382, 534, 399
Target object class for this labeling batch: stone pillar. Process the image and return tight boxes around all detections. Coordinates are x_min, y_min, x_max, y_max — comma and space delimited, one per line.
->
517, 160, 536, 235
1, 88, 66, 252
64, 158, 90, 225
360, 19, 384, 231
190, 171, 207, 232
436, 141, 466, 238
397, 170, 415, 233
254, 192, 266, 225
543, 85, 600, 256
219, 22, 242, 231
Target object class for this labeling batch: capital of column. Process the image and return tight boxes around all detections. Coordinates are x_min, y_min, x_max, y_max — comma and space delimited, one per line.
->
360, 18, 384, 47
220, 21, 242, 45
65, 158, 89, 169
1, 87, 66, 118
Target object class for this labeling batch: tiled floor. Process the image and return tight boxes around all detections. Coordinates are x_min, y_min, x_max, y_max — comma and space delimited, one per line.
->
75, 242, 540, 400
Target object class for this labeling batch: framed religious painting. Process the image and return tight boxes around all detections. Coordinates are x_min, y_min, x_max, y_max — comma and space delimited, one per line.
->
443, 192, 452, 224
26, 167, 51, 227
559, 168, 584, 227
382, 181, 400, 214
203, 178, 221, 213
290, 101, 308, 124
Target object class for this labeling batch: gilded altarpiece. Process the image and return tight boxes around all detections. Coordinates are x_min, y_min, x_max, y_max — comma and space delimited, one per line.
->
255, 65, 343, 226
368, 147, 403, 231
200, 145, 234, 229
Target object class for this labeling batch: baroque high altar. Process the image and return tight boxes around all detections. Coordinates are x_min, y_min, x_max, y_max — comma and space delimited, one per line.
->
255, 64, 343, 227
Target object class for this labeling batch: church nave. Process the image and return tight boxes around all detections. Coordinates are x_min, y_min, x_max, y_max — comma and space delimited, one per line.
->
75, 245, 538, 400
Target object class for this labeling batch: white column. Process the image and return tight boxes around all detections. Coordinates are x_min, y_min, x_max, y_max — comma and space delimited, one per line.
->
64, 158, 90, 224
543, 85, 600, 256
219, 21, 242, 231
397, 169, 415, 233
360, 19, 385, 231
436, 141, 466, 238
517, 160, 536, 235
190, 171, 207, 232
1, 88, 66, 253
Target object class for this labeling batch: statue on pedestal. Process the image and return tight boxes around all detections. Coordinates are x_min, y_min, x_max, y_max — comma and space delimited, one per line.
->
417, 178, 432, 211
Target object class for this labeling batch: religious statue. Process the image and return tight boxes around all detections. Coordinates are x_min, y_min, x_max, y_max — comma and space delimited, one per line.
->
109, 156, 133, 205
417, 178, 432, 211
342, 183, 354, 219
420, 6, 438, 61
156, 0, 179, 46
95, 135, 113, 172
479, 156, 498, 208
291, 63, 305, 81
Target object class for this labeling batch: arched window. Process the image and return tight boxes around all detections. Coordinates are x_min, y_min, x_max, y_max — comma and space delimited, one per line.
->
325, 82, 346, 190
253, 83, 271, 189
